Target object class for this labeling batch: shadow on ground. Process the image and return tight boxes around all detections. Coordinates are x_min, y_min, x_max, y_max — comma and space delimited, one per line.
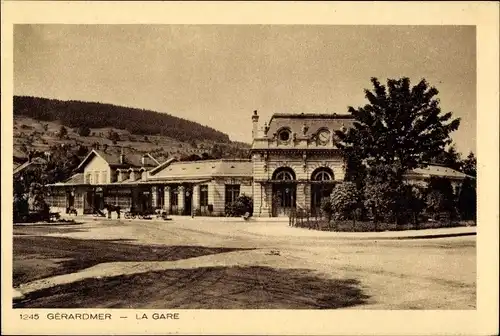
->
14, 235, 252, 287
14, 222, 89, 236
14, 266, 369, 309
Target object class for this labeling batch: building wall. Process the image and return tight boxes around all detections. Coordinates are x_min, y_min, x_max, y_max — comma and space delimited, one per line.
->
48, 186, 86, 215
202, 177, 253, 216
83, 155, 111, 184
251, 150, 345, 216
210, 180, 225, 216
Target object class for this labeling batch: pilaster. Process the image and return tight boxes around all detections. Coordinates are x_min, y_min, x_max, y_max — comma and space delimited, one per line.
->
164, 186, 170, 212
178, 185, 185, 214
192, 184, 200, 211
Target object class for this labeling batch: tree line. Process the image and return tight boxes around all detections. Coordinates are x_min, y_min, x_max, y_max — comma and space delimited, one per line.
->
14, 96, 231, 144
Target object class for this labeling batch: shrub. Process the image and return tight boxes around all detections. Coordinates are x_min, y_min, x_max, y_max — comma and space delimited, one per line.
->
320, 198, 332, 219
363, 180, 397, 224
330, 182, 360, 220
13, 195, 29, 223
396, 184, 426, 225
225, 195, 253, 217
425, 177, 459, 220
458, 177, 476, 220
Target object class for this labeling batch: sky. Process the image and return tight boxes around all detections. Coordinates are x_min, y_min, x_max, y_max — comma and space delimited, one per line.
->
14, 25, 476, 155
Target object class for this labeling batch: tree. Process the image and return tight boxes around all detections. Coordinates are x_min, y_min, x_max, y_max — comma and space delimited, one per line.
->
77, 125, 91, 137
201, 152, 215, 160
107, 129, 120, 142
335, 77, 461, 180
210, 144, 223, 159
432, 144, 462, 170
179, 154, 201, 161
58, 125, 68, 139
461, 151, 477, 177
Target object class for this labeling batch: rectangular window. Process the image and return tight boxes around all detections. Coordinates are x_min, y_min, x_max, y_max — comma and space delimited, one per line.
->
85, 173, 92, 184
200, 185, 209, 206
94, 172, 100, 184
225, 184, 240, 205
102, 171, 107, 184
50, 190, 66, 207
107, 189, 132, 208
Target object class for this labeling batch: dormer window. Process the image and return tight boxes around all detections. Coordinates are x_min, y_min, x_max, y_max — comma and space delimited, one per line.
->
277, 128, 291, 144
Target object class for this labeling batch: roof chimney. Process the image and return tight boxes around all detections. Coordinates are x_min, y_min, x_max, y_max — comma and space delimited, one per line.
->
119, 148, 125, 164
141, 155, 147, 166
252, 110, 259, 139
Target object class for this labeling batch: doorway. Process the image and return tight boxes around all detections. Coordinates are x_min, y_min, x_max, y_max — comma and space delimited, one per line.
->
271, 167, 297, 217
84, 188, 104, 214
310, 167, 335, 216
183, 186, 193, 216
272, 183, 296, 217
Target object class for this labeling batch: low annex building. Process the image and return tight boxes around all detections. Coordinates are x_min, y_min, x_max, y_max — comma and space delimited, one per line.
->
48, 148, 252, 216
47, 111, 472, 217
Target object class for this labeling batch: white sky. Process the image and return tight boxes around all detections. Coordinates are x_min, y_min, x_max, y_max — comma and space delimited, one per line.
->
14, 25, 476, 155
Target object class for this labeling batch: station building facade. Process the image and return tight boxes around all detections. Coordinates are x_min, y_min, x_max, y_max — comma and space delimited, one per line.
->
47, 111, 470, 217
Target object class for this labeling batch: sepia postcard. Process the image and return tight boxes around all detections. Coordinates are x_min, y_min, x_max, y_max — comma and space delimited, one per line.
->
1, 1, 499, 335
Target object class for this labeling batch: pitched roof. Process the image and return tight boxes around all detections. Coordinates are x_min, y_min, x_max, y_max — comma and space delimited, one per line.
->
262, 113, 355, 138
48, 173, 84, 186
407, 165, 472, 180
149, 158, 178, 175
75, 149, 160, 171
149, 159, 252, 180
13, 157, 47, 175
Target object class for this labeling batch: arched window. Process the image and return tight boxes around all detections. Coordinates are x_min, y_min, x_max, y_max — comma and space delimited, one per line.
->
272, 167, 296, 181
311, 168, 334, 181
276, 170, 294, 180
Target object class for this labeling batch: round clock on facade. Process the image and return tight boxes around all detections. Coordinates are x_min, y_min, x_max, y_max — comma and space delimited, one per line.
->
278, 128, 291, 143
317, 129, 330, 145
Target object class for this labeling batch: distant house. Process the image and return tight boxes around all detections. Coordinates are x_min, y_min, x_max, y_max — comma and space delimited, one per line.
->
47, 112, 473, 218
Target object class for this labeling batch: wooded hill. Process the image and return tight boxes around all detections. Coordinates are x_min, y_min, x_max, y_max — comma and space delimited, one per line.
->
14, 96, 231, 143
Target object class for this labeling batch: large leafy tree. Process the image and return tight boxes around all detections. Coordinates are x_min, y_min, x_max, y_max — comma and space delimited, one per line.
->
336, 77, 461, 179
432, 144, 462, 170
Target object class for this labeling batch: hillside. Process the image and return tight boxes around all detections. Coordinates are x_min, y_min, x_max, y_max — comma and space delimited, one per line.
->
14, 96, 231, 144
13, 97, 250, 165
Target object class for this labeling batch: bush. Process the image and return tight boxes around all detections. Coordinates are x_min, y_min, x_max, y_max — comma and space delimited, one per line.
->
320, 198, 332, 219
225, 195, 253, 217
396, 184, 426, 225
425, 177, 458, 220
363, 180, 397, 224
13, 195, 29, 222
458, 177, 476, 220
330, 182, 360, 220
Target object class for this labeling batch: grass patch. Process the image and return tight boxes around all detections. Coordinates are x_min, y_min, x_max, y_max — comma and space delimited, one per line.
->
14, 266, 369, 309
13, 236, 251, 287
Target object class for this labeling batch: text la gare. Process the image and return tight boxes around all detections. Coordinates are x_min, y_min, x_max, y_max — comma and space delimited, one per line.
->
136, 312, 180, 320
